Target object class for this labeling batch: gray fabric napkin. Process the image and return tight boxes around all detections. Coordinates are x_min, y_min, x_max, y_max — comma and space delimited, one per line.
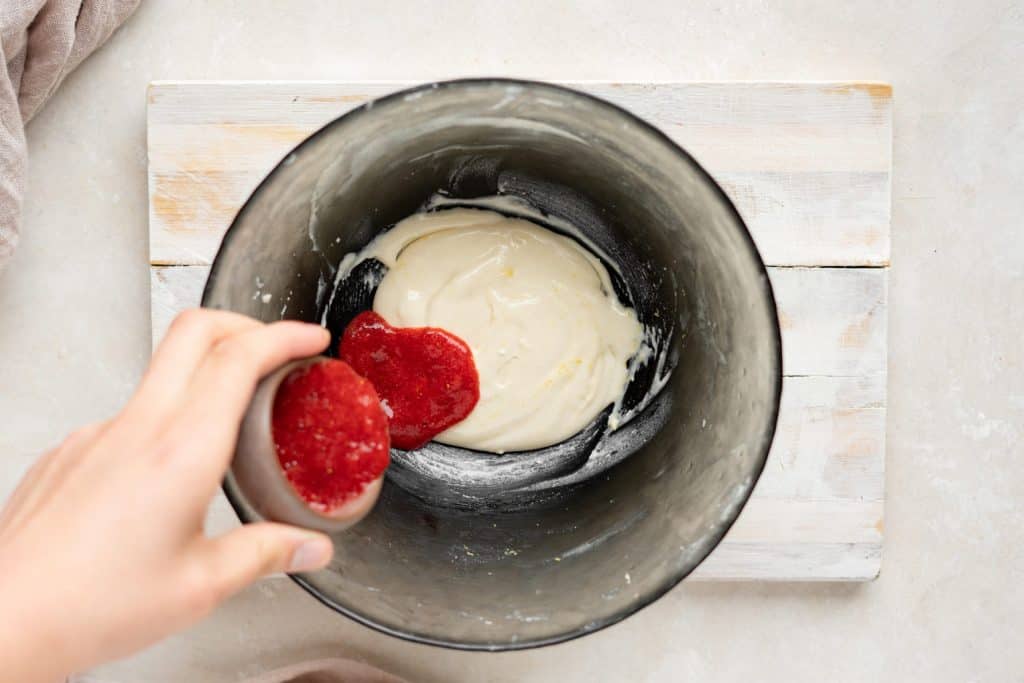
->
0, 0, 140, 270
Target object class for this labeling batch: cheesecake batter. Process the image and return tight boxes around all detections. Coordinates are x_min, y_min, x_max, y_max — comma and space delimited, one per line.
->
339, 207, 644, 454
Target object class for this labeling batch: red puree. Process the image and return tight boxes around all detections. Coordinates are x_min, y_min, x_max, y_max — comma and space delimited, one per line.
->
272, 360, 390, 513
340, 311, 480, 450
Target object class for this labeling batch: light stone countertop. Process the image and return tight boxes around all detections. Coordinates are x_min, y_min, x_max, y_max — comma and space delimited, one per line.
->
1, 1, 1021, 681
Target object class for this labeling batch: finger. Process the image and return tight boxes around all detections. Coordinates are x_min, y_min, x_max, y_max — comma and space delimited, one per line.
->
58, 421, 109, 454
173, 321, 330, 469
133, 309, 263, 414
197, 523, 333, 601
193, 320, 331, 403
0, 421, 108, 531
34, 420, 108, 483
0, 450, 58, 530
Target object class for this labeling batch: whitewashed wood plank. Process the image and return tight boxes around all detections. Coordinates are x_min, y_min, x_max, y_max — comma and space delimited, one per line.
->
147, 81, 891, 267
147, 81, 891, 582
582, 82, 892, 127
715, 170, 889, 267
759, 374, 884, 501
773, 267, 887, 377
690, 542, 881, 581
721, 499, 883, 545
149, 168, 273, 266
150, 265, 886, 380
148, 81, 893, 126
146, 81, 401, 125
694, 498, 883, 581
150, 266, 208, 348
148, 124, 312, 171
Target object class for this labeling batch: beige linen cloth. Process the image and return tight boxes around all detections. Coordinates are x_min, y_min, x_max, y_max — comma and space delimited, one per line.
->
2, 3, 411, 681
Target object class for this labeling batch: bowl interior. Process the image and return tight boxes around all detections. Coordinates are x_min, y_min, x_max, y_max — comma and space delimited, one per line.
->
205, 80, 781, 649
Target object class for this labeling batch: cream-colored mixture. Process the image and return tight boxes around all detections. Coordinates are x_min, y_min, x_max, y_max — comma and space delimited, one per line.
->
339, 208, 643, 453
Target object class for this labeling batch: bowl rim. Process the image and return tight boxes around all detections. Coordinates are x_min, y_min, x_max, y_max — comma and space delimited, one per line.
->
206, 77, 783, 652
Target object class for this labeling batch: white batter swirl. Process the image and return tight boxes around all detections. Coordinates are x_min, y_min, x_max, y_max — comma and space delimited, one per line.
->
340, 208, 643, 454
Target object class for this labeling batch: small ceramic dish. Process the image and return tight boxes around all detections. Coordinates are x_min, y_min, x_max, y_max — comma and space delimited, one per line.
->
232, 356, 383, 534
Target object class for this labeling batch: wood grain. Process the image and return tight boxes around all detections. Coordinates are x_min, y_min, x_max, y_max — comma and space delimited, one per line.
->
772, 267, 887, 377
148, 81, 891, 267
147, 81, 891, 581
150, 265, 887, 381
691, 542, 882, 581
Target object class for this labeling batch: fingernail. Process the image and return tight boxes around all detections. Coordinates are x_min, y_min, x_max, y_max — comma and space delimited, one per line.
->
289, 537, 332, 573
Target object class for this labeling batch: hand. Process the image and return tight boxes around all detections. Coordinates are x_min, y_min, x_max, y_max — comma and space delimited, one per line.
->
0, 310, 336, 683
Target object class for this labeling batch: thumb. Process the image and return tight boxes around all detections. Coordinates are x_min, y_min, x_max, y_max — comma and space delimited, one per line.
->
201, 523, 334, 598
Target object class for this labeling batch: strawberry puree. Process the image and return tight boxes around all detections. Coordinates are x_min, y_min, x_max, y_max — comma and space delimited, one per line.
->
340, 311, 480, 450
272, 360, 390, 513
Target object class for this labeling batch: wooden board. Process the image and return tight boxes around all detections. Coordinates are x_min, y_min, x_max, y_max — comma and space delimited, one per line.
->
148, 81, 891, 581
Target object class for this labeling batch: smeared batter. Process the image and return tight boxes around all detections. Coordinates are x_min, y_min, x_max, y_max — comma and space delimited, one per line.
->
340, 208, 643, 454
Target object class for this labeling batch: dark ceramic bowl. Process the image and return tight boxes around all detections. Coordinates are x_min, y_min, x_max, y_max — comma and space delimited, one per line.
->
205, 79, 782, 650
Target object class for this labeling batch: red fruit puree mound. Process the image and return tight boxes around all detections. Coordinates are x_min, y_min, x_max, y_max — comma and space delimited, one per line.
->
340, 311, 480, 450
272, 360, 390, 513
